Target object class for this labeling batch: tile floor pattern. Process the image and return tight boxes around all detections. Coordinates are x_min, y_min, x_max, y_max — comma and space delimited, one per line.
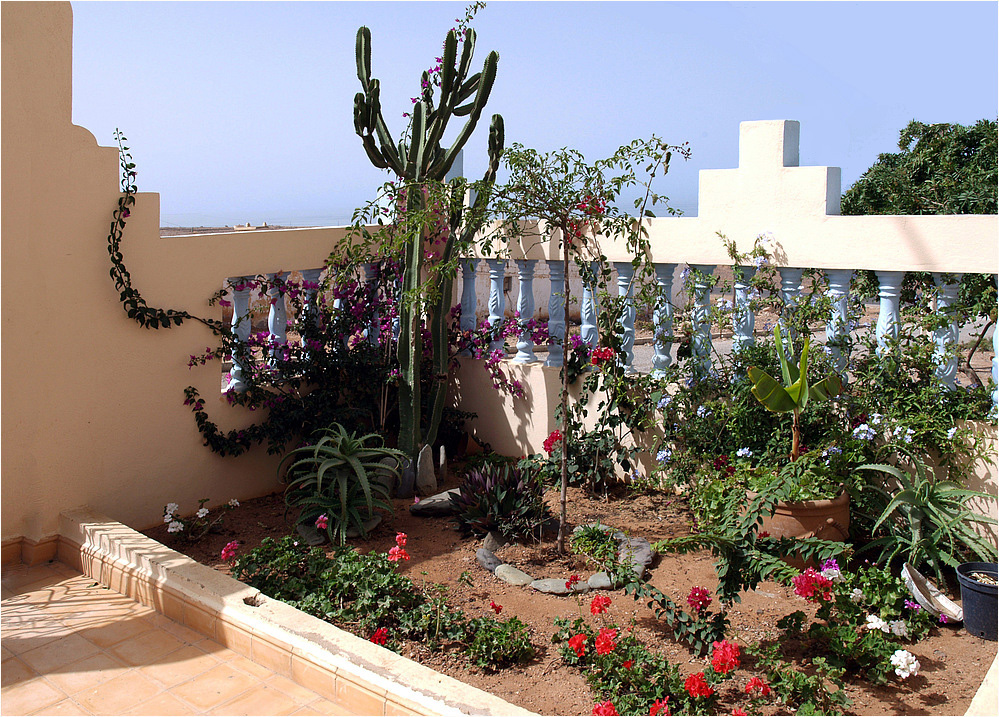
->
1, 562, 357, 715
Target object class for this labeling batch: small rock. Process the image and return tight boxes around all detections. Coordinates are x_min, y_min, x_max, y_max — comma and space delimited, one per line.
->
476, 548, 503, 573
296, 522, 326, 546
397, 458, 415, 498
409, 488, 460, 517
495, 564, 534, 586
531, 578, 590, 595
588, 572, 617, 590
482, 531, 505, 553
618, 537, 654, 577
345, 514, 382, 538
416, 445, 436, 494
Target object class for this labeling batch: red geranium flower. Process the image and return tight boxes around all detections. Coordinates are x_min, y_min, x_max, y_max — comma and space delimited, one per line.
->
649, 698, 670, 716
388, 546, 411, 562
490, 600, 503, 614
369, 627, 388, 645
566, 574, 581, 590
395, 532, 407, 548
544, 429, 563, 454
732, 709, 748, 716
710, 640, 740, 674
685, 672, 714, 699
623, 659, 634, 669
568, 633, 587, 657
595, 627, 618, 655
792, 567, 834, 602
590, 595, 612, 614
592, 701, 618, 716
745, 676, 771, 698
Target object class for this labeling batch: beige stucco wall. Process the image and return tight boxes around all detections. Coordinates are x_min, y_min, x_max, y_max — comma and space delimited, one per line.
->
0, 3, 341, 544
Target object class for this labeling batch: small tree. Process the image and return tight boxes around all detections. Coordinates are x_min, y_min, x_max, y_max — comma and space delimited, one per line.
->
487, 138, 689, 552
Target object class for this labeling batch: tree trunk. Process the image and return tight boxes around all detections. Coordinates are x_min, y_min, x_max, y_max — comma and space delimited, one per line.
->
557, 237, 570, 554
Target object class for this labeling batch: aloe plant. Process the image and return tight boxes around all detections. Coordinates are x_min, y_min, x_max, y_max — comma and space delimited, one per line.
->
353, 23, 504, 461
278, 424, 406, 544
748, 327, 843, 461
858, 447, 997, 583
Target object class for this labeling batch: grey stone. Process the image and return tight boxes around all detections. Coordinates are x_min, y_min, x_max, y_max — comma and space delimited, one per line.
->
296, 522, 326, 546
482, 531, 505, 553
346, 514, 382, 538
397, 458, 415, 499
588, 572, 617, 590
409, 488, 460, 517
416, 445, 437, 494
495, 564, 535, 586
618, 537, 654, 577
438, 445, 448, 485
530, 578, 590, 595
477, 548, 503, 573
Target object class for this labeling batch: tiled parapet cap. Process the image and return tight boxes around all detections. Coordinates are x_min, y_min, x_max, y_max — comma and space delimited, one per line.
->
58, 506, 536, 716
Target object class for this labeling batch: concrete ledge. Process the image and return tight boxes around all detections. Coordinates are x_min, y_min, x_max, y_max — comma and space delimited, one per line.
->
966, 653, 999, 716
57, 506, 535, 717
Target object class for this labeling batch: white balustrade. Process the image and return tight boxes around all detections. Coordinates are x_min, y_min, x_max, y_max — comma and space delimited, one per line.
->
825, 269, 853, 375
361, 262, 381, 346
932, 273, 961, 388
266, 273, 288, 366
651, 263, 675, 377
613, 261, 637, 372
513, 259, 538, 363
732, 266, 756, 354
459, 258, 478, 356
690, 264, 714, 377
226, 278, 252, 393
875, 271, 904, 356
580, 262, 599, 348
545, 260, 566, 368
486, 258, 506, 352
299, 268, 323, 361
778, 267, 804, 355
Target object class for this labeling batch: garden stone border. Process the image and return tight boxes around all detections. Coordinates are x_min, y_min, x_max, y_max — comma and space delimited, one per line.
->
476, 522, 655, 595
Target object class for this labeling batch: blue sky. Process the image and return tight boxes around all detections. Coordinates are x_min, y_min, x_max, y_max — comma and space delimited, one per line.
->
70, 1, 998, 228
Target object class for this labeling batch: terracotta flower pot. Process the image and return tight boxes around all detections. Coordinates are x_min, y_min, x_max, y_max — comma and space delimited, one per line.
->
746, 489, 850, 542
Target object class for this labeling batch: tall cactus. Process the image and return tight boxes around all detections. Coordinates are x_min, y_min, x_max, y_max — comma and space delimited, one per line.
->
354, 24, 504, 460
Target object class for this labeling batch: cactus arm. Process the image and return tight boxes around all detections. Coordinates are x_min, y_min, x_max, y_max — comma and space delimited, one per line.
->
455, 28, 476, 90
360, 135, 390, 169
355, 27, 372, 89
439, 29, 458, 107
408, 102, 427, 181
428, 51, 498, 178
423, 274, 454, 450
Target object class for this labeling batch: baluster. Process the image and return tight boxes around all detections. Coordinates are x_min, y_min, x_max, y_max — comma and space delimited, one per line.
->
486, 258, 506, 352
266, 273, 288, 366
932, 273, 961, 388
545, 260, 566, 368
513, 259, 538, 363
824, 269, 853, 376
690, 264, 715, 377
361, 262, 381, 346
614, 261, 637, 372
580, 262, 599, 348
226, 278, 253, 393
875, 271, 904, 356
299, 268, 323, 361
778, 267, 804, 354
458, 258, 478, 356
651, 263, 676, 377
732, 265, 757, 354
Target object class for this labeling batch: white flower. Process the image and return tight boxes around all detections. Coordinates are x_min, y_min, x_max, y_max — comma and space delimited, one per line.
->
869, 413, 883, 426
889, 620, 909, 638
196, 507, 210, 519
736, 447, 753, 459
164, 502, 180, 517
658, 394, 672, 409
853, 424, 875, 441
228, 498, 240, 508
850, 588, 865, 604
657, 448, 672, 464
697, 405, 710, 418
821, 567, 843, 583
753, 255, 768, 269
865, 614, 889, 633
946, 427, 958, 440
890, 649, 920, 679
167, 521, 184, 533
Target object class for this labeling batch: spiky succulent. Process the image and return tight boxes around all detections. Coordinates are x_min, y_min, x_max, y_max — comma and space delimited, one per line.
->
450, 464, 548, 540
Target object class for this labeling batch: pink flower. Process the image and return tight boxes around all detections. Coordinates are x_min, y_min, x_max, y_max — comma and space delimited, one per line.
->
732, 710, 748, 716
388, 546, 410, 562
592, 701, 618, 716
710, 640, 740, 674
395, 532, 407, 548
568, 633, 587, 657
687, 586, 712, 613
370, 627, 388, 645
315, 514, 328, 530
590, 346, 615, 365
543, 429, 563, 454
590, 595, 612, 614
490, 601, 503, 614
649, 698, 670, 716
685, 672, 714, 699
220, 541, 239, 562
594, 628, 617, 655
792, 567, 834, 603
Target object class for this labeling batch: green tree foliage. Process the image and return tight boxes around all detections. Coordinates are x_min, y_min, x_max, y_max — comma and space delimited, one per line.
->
841, 119, 997, 216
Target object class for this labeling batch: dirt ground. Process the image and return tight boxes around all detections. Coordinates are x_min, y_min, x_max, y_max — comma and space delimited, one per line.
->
145, 472, 997, 717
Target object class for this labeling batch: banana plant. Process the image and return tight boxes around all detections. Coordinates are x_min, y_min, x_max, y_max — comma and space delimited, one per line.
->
748, 326, 843, 461
353, 24, 504, 461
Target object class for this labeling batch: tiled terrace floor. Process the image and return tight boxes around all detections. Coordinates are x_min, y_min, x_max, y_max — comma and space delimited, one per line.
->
1, 562, 356, 716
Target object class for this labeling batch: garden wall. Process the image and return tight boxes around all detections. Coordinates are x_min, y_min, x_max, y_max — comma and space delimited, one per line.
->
0, 3, 341, 557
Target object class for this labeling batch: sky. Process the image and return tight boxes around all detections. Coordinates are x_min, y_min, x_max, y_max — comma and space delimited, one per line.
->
70, 1, 998, 228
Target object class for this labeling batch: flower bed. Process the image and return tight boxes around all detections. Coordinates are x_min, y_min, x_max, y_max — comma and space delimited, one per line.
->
144, 481, 997, 716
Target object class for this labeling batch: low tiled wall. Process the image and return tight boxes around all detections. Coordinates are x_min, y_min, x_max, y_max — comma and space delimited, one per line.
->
54, 506, 535, 717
